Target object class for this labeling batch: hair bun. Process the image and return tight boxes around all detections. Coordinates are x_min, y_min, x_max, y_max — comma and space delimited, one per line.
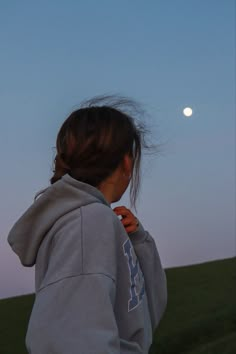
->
55, 154, 70, 172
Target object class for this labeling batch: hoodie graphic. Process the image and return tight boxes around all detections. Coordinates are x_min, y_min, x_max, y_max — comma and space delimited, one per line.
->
8, 174, 167, 354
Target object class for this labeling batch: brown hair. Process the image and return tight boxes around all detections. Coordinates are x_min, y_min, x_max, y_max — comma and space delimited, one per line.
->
50, 96, 161, 209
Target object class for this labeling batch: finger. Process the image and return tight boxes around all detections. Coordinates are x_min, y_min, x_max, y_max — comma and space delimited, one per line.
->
114, 207, 135, 217
113, 206, 133, 215
113, 210, 124, 219
113, 209, 130, 217
121, 218, 134, 226
117, 213, 136, 224
113, 207, 129, 214
113, 206, 127, 210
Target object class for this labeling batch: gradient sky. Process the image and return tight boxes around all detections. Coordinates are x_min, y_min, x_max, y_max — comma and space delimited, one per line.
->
0, 0, 235, 299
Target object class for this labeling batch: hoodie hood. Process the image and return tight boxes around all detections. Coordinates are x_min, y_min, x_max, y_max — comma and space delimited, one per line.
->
7, 174, 110, 267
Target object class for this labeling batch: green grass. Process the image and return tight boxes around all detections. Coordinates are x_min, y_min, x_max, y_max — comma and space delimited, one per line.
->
0, 293, 34, 354
150, 257, 236, 354
0, 257, 235, 354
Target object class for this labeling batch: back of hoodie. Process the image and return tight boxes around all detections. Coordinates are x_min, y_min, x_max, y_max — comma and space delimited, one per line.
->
8, 174, 167, 354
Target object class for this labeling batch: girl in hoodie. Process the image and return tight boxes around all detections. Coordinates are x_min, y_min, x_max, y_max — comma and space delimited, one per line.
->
8, 96, 167, 354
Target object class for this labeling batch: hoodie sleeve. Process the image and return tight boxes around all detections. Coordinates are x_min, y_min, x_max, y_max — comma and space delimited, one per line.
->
26, 274, 120, 354
128, 221, 168, 331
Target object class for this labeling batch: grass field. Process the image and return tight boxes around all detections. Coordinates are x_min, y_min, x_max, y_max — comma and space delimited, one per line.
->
0, 257, 235, 354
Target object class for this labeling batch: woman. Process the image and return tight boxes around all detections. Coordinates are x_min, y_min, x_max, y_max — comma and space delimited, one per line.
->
8, 96, 167, 354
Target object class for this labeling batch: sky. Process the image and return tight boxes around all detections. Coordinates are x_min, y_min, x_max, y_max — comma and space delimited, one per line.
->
0, 0, 235, 299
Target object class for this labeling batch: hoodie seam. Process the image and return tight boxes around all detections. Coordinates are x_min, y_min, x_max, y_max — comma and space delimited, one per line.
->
38, 272, 116, 293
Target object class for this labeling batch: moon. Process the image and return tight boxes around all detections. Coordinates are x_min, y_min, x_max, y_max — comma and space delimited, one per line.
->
183, 107, 193, 117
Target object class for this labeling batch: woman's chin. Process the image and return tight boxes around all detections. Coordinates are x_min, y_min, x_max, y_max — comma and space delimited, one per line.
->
112, 197, 121, 204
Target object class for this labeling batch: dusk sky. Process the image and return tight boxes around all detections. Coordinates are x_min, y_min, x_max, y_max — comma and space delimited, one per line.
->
0, 0, 235, 299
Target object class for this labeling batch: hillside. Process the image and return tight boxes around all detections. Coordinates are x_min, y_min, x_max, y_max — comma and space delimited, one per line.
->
0, 257, 235, 354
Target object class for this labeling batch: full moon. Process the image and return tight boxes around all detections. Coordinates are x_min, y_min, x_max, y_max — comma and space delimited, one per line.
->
183, 107, 193, 117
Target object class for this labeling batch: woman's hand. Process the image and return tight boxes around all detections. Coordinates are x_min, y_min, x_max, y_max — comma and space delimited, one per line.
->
113, 206, 139, 234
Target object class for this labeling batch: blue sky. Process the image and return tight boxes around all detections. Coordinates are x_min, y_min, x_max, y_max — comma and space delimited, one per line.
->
0, 0, 235, 298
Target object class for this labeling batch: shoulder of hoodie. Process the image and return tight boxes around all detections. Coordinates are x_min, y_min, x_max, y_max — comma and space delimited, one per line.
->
45, 202, 126, 252
80, 202, 124, 236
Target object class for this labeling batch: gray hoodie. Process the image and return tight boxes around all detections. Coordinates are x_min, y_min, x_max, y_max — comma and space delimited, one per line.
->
8, 174, 167, 354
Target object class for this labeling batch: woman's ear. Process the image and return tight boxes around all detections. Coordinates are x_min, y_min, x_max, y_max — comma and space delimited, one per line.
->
122, 153, 133, 177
